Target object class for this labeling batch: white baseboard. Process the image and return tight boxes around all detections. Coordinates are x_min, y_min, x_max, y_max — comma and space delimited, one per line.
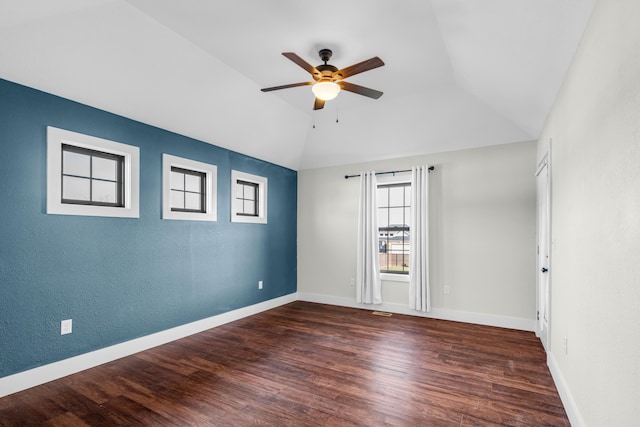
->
0, 293, 297, 398
548, 352, 584, 427
298, 292, 536, 332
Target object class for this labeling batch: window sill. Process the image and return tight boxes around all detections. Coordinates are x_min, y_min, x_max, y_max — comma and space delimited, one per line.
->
381, 273, 409, 283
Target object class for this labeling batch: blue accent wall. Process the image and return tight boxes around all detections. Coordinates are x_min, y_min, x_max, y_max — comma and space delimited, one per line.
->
0, 78, 297, 377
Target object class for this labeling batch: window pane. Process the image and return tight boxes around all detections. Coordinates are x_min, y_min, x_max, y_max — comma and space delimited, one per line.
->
389, 186, 404, 207
378, 208, 389, 228
171, 171, 184, 191
63, 151, 90, 177
185, 174, 201, 193
244, 200, 256, 215
405, 185, 411, 206
92, 156, 117, 181
389, 207, 404, 226
170, 190, 184, 209
185, 192, 201, 211
404, 207, 411, 227
379, 237, 389, 254
379, 252, 390, 270
236, 182, 245, 198
63, 176, 90, 201
244, 184, 256, 201
377, 187, 388, 207
92, 180, 117, 203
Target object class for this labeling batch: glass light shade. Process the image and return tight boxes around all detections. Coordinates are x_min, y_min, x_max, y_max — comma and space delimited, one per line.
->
312, 81, 340, 101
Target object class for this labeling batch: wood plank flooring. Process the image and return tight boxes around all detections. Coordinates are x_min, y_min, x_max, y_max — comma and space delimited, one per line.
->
0, 302, 569, 426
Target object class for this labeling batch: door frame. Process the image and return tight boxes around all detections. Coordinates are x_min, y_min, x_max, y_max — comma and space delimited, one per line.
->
536, 148, 551, 352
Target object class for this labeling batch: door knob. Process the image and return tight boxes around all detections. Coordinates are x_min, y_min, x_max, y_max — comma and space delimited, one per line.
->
541, 267, 548, 273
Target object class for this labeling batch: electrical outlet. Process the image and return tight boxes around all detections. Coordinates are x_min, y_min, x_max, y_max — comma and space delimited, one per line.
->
61, 319, 72, 335
444, 285, 450, 295
258, 280, 263, 290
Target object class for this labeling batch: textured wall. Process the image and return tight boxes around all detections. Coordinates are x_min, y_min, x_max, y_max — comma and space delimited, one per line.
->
537, 0, 640, 425
0, 78, 297, 378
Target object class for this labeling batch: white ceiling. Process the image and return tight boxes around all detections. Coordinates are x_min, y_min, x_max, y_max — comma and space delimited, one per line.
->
0, 0, 595, 170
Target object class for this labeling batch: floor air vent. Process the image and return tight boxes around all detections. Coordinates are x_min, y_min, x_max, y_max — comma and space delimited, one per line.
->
372, 311, 393, 317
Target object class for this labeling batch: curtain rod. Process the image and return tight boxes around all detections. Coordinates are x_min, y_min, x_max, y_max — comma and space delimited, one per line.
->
344, 166, 434, 180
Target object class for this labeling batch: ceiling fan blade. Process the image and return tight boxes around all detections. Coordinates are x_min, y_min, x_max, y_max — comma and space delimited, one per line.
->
282, 52, 320, 76
337, 81, 383, 99
334, 56, 384, 79
313, 98, 325, 110
261, 81, 313, 92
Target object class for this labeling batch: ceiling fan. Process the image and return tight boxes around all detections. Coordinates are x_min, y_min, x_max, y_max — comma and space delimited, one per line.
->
261, 49, 385, 110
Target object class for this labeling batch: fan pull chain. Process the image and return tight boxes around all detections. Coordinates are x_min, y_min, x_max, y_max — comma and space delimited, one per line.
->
336, 98, 340, 124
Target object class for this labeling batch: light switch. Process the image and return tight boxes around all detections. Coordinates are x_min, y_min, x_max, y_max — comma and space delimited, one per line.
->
61, 319, 72, 335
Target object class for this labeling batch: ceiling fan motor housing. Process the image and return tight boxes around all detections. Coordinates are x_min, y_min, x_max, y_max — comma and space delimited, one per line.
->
314, 64, 339, 81
319, 48, 333, 63
313, 49, 339, 81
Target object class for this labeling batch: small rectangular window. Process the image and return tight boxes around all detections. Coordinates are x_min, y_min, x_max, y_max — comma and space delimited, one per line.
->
61, 144, 124, 207
162, 154, 217, 222
378, 182, 411, 275
47, 127, 139, 218
170, 166, 205, 213
235, 180, 259, 217
230, 170, 267, 224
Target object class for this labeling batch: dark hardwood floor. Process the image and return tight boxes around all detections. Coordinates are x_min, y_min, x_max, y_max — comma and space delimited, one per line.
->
0, 301, 569, 426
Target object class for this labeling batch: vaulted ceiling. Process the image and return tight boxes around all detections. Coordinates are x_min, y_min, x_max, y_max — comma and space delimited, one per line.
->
0, 0, 595, 170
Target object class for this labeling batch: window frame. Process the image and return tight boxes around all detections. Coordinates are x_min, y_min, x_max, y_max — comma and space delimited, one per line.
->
47, 126, 139, 218
162, 154, 217, 222
169, 166, 206, 213
235, 179, 259, 217
377, 175, 411, 283
61, 144, 125, 207
231, 170, 267, 224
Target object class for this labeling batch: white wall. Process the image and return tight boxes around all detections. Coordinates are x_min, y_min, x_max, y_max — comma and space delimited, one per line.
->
537, 0, 640, 425
298, 141, 537, 329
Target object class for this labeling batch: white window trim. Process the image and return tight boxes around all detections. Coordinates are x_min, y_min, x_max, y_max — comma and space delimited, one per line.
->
377, 173, 411, 281
231, 170, 267, 224
381, 273, 410, 283
162, 154, 217, 222
46, 126, 139, 218
377, 173, 410, 186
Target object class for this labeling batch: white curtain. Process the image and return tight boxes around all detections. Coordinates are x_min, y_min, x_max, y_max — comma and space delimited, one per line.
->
356, 171, 382, 304
409, 165, 430, 312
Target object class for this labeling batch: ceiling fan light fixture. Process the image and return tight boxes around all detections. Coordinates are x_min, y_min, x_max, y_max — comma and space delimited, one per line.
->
312, 81, 340, 101
261, 51, 384, 110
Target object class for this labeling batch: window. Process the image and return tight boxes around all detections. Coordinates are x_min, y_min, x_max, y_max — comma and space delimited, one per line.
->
231, 170, 267, 224
378, 181, 411, 277
62, 144, 124, 207
162, 154, 217, 222
170, 167, 205, 213
47, 126, 139, 218
235, 180, 259, 216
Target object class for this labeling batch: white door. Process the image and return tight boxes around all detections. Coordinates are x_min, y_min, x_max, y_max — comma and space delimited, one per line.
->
536, 156, 551, 352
